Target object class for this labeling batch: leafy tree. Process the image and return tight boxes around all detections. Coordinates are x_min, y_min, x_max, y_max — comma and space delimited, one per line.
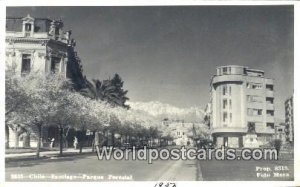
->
6, 66, 164, 156
109, 74, 129, 108
80, 74, 129, 109
189, 123, 210, 140
80, 79, 111, 101
5, 67, 32, 148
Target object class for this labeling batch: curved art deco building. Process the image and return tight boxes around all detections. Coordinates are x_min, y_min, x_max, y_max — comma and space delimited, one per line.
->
210, 65, 275, 148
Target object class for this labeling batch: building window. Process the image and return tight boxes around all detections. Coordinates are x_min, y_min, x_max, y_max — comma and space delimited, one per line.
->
247, 82, 262, 89
254, 84, 262, 89
223, 67, 227, 74
267, 123, 274, 129
223, 112, 227, 122
21, 54, 31, 75
229, 99, 232, 109
246, 83, 250, 88
230, 113, 232, 123
222, 85, 230, 95
266, 97, 274, 104
266, 84, 274, 91
222, 85, 226, 95
50, 57, 61, 73
221, 67, 232, 75
247, 122, 256, 133
266, 110, 274, 116
223, 99, 227, 109
24, 23, 32, 37
247, 108, 262, 116
25, 23, 32, 31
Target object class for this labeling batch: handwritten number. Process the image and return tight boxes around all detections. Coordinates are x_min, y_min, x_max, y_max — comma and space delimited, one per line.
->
155, 182, 176, 187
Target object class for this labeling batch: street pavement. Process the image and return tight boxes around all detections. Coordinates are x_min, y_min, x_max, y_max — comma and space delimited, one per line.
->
5, 148, 294, 181
5, 151, 199, 181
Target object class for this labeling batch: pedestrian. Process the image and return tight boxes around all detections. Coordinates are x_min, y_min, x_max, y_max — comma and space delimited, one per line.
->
274, 139, 282, 158
74, 136, 78, 149
50, 138, 55, 148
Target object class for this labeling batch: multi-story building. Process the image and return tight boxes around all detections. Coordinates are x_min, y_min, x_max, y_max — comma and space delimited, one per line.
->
210, 65, 275, 148
5, 14, 86, 148
162, 119, 194, 146
285, 96, 294, 144
5, 14, 85, 90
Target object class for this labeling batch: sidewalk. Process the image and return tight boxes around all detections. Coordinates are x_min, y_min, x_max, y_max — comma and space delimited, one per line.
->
5, 148, 94, 161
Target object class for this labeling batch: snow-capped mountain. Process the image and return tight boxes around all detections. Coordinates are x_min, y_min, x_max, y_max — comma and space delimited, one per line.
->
127, 101, 205, 122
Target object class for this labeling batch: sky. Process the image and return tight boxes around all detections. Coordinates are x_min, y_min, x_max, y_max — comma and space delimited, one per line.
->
6, 6, 294, 119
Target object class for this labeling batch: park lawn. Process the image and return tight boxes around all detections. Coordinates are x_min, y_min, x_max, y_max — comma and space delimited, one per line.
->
5, 147, 60, 154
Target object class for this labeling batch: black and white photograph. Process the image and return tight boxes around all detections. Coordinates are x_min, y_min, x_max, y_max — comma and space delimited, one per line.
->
2, 2, 298, 186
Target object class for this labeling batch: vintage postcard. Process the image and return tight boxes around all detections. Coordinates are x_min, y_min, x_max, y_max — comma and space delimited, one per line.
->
2, 1, 298, 186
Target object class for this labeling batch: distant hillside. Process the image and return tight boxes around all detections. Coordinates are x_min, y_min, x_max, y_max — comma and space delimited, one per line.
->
128, 101, 204, 122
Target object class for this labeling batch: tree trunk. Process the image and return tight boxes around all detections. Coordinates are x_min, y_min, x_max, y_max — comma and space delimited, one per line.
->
78, 130, 84, 154
59, 127, 63, 156
36, 124, 42, 158
5, 125, 9, 149
79, 141, 83, 154
14, 130, 19, 149
23, 132, 31, 148
111, 131, 115, 146
92, 131, 96, 152
150, 137, 153, 147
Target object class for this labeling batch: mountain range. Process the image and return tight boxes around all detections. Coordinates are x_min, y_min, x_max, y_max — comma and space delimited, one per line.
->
127, 101, 205, 122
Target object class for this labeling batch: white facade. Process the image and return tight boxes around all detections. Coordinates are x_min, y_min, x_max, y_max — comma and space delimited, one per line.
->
5, 14, 72, 77
5, 15, 75, 148
210, 65, 275, 148
163, 120, 194, 146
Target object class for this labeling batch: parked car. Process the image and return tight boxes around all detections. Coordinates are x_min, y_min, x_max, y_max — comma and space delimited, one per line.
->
196, 139, 214, 149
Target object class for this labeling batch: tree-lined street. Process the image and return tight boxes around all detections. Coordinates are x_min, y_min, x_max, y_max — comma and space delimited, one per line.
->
4, 6, 295, 183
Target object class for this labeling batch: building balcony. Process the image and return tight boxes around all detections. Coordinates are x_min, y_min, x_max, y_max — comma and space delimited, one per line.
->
256, 127, 275, 134
266, 90, 274, 97
266, 116, 275, 123
246, 88, 264, 96
247, 102, 264, 109
6, 31, 49, 39
212, 74, 244, 85
211, 127, 247, 134
6, 31, 68, 45
266, 103, 275, 110
247, 115, 264, 122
